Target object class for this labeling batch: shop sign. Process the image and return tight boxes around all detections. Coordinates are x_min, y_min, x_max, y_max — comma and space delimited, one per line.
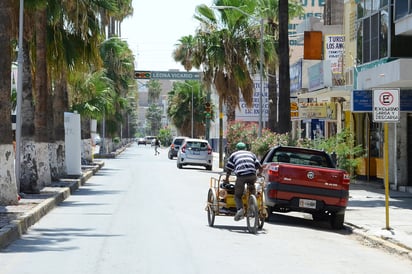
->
298, 102, 336, 120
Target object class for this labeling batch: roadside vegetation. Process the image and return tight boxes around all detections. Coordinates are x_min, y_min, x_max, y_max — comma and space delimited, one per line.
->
226, 121, 364, 177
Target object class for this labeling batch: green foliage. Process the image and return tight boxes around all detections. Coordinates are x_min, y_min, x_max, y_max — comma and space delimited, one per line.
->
158, 128, 173, 146
251, 129, 291, 157
226, 122, 291, 157
146, 104, 162, 136
167, 81, 213, 137
311, 128, 364, 176
226, 122, 364, 176
226, 122, 258, 154
113, 137, 120, 144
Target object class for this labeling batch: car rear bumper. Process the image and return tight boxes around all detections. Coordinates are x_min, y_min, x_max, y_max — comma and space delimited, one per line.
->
264, 181, 348, 213
178, 157, 212, 166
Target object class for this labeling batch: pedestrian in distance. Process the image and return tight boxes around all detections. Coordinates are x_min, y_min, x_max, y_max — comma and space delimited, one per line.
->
224, 142, 262, 221
154, 137, 161, 155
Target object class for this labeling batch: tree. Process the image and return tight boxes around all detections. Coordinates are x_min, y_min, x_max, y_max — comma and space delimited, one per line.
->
0, 0, 19, 204
254, 0, 304, 132
146, 104, 162, 136
173, 35, 196, 71
99, 37, 136, 139
17, 0, 133, 192
277, 0, 292, 134
192, 1, 271, 121
167, 81, 212, 137
147, 80, 162, 105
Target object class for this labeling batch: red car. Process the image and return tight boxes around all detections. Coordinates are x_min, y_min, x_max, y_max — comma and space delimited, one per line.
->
260, 146, 350, 229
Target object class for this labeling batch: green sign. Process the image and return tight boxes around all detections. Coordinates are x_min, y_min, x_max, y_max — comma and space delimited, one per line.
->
134, 70, 201, 80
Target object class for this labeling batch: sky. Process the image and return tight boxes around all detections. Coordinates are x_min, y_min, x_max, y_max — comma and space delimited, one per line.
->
121, 0, 211, 72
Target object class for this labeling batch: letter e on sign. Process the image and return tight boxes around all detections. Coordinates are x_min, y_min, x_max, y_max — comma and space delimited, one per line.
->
373, 89, 400, 122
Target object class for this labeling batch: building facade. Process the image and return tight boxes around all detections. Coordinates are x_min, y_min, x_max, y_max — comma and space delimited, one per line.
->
295, 0, 412, 191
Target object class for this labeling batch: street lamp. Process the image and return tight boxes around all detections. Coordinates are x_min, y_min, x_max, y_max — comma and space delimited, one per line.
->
211, 5, 265, 137
182, 82, 194, 138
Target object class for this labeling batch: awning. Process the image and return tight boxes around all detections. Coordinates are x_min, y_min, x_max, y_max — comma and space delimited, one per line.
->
297, 86, 351, 101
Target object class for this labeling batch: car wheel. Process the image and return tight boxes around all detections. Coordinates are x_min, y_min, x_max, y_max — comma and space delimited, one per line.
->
177, 163, 183, 169
330, 212, 345, 230
206, 165, 212, 171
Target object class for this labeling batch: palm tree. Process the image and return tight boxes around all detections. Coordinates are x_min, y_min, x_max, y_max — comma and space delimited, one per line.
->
99, 36, 136, 140
146, 104, 162, 136
257, 0, 303, 132
69, 69, 117, 153
278, 0, 291, 134
147, 80, 162, 105
16, 0, 132, 192
173, 35, 196, 71
167, 81, 211, 137
193, 2, 265, 121
0, 0, 19, 204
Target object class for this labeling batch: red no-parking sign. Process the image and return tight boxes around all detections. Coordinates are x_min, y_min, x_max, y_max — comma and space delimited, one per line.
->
373, 89, 400, 122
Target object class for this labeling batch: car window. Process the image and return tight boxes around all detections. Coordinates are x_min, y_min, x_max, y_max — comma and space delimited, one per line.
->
187, 141, 208, 150
174, 138, 185, 145
268, 150, 331, 167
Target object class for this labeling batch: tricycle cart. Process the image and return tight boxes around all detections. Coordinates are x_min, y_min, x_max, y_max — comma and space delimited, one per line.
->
206, 173, 267, 234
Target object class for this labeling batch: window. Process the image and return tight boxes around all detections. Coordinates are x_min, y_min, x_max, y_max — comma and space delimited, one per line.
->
356, 5, 389, 64
395, 0, 409, 20
371, 13, 380, 60
380, 10, 388, 58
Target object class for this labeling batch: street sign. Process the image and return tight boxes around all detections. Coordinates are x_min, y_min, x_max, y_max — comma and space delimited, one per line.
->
151, 71, 201, 80
373, 89, 400, 122
134, 70, 201, 80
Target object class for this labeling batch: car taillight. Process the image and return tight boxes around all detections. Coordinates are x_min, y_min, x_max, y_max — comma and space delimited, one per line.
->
181, 144, 186, 153
343, 173, 350, 185
267, 165, 280, 182
207, 144, 212, 155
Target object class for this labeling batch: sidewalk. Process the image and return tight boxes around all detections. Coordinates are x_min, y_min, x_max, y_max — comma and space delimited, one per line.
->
1, 158, 412, 262
345, 179, 412, 260
0, 161, 104, 249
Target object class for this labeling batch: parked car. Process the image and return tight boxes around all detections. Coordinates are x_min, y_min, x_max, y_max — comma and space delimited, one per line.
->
137, 138, 146, 145
145, 136, 156, 145
260, 146, 350, 229
177, 138, 213, 170
168, 136, 187, 159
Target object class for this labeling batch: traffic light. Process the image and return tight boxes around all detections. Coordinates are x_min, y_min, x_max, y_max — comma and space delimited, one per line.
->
205, 102, 211, 113
134, 71, 151, 79
205, 102, 211, 118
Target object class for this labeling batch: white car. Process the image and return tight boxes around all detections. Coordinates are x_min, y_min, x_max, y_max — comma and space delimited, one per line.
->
176, 138, 213, 170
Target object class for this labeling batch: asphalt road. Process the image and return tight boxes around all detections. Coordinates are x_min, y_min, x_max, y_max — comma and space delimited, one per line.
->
0, 144, 411, 274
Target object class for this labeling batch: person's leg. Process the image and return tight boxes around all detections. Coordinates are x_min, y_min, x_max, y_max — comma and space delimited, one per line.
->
234, 177, 245, 210
234, 176, 248, 220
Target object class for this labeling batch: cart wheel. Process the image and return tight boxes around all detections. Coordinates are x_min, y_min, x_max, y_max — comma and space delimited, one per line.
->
258, 195, 266, 229
246, 194, 259, 234
207, 189, 216, 227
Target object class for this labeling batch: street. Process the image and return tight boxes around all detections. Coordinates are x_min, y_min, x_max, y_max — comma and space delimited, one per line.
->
1, 143, 411, 274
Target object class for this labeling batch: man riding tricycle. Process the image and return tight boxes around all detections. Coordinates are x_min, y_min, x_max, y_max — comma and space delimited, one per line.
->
205, 142, 267, 234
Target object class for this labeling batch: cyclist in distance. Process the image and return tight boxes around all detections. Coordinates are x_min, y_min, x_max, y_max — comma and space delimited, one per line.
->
224, 142, 262, 221
154, 137, 161, 155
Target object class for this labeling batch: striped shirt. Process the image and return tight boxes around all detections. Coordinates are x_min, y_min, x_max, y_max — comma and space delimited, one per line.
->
226, 150, 261, 176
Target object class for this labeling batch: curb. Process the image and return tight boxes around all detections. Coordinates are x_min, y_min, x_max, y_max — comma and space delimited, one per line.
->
0, 161, 104, 249
345, 222, 412, 261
